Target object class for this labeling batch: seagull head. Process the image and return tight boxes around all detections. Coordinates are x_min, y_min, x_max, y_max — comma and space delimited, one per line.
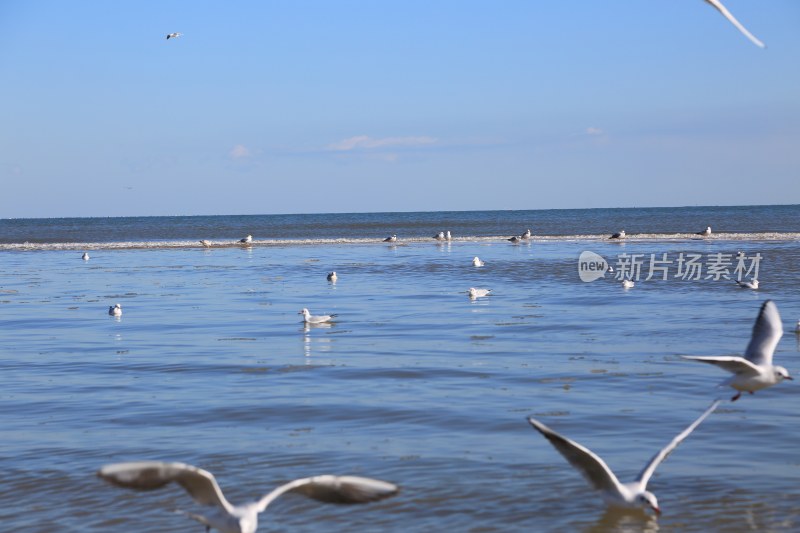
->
636, 491, 661, 515
774, 366, 792, 382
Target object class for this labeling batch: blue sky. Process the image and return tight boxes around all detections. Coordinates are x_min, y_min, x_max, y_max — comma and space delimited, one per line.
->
2, 1, 798, 218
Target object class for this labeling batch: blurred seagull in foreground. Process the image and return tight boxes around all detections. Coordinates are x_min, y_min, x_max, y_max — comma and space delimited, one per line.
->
468, 287, 491, 299
108, 304, 122, 317
97, 461, 399, 533
166, 32, 182, 39
735, 279, 759, 290
527, 400, 720, 515
683, 300, 792, 401
239, 235, 253, 244
327, 271, 337, 282
697, 226, 712, 237
609, 230, 626, 240
703, 0, 765, 48
472, 257, 485, 267
82, 252, 90, 260
299, 308, 337, 324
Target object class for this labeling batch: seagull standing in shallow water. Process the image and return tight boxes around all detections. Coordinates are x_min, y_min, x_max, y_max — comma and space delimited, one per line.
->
299, 308, 337, 324
697, 226, 711, 237
683, 300, 792, 401
609, 230, 626, 240
239, 235, 253, 244
97, 461, 399, 533
527, 400, 720, 515
383, 234, 397, 243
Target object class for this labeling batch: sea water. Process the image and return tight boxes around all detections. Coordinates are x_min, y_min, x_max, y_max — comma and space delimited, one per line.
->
0, 206, 798, 531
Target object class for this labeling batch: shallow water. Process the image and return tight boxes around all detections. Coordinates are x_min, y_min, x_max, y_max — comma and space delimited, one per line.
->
0, 233, 799, 531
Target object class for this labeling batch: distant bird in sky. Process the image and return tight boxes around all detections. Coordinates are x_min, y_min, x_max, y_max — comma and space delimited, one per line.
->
527, 400, 720, 514
609, 230, 626, 240
703, 0, 765, 48
683, 300, 791, 401
735, 279, 759, 290
299, 308, 337, 324
697, 226, 712, 237
108, 304, 122, 317
166, 32, 182, 40
97, 461, 399, 533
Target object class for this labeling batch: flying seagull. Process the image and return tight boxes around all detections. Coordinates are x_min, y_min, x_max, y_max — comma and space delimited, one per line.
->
703, 0, 765, 48
683, 300, 792, 400
166, 32, 182, 40
527, 400, 720, 514
97, 461, 399, 533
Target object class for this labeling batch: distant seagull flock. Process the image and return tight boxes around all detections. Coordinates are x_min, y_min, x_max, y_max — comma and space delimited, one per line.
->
683, 300, 792, 401
97, 461, 399, 533
528, 400, 720, 514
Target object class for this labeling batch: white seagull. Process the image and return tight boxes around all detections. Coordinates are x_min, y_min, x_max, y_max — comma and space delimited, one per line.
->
445, 231, 452, 241
108, 304, 122, 317
97, 461, 399, 533
299, 308, 337, 324
383, 234, 397, 243
327, 271, 337, 282
472, 256, 485, 267
527, 400, 720, 515
697, 226, 712, 237
521, 229, 532, 239
703, 0, 765, 48
795, 319, 800, 334
468, 288, 492, 299
735, 279, 759, 290
239, 235, 253, 244
166, 32, 182, 40
683, 300, 792, 401
434, 231, 446, 241
609, 230, 626, 240
622, 279, 635, 289
82, 252, 90, 260
199, 240, 212, 248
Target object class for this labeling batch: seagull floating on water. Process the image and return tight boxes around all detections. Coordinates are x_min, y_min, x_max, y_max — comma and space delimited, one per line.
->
434, 231, 446, 241
468, 288, 491, 299
327, 271, 337, 282
609, 230, 626, 240
622, 279, 635, 289
82, 252, 90, 260
683, 300, 792, 401
527, 400, 720, 515
299, 308, 337, 324
383, 234, 397, 243
508, 236, 521, 244
704, 0, 765, 48
735, 279, 759, 290
697, 226, 712, 237
239, 235, 253, 244
108, 304, 122, 317
97, 461, 399, 533
166, 32, 182, 40
472, 257, 485, 267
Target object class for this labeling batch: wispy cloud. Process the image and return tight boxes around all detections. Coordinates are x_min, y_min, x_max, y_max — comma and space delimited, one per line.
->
229, 144, 251, 159
585, 127, 604, 136
327, 135, 438, 152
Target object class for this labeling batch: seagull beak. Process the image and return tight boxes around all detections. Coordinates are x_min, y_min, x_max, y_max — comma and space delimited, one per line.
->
785, 376, 793, 380
652, 505, 661, 515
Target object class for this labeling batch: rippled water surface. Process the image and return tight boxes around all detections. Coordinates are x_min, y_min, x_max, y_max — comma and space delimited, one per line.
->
1, 231, 799, 531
